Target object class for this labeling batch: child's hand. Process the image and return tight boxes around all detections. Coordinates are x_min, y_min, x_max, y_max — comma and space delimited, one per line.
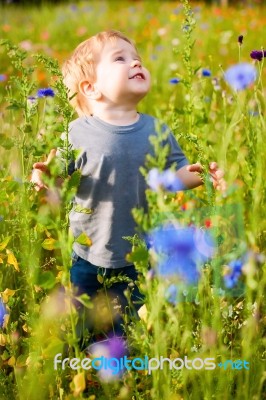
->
209, 162, 227, 192
187, 162, 227, 192
31, 149, 56, 191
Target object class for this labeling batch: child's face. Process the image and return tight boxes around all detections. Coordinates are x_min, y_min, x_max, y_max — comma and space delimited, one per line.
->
94, 38, 151, 106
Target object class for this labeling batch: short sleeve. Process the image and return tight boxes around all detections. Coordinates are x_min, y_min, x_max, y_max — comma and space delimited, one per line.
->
164, 132, 189, 170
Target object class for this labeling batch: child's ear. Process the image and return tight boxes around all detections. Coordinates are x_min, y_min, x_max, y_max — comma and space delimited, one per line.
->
79, 80, 101, 100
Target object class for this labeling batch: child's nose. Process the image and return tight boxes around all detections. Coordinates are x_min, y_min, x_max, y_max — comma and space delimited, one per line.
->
130, 60, 141, 68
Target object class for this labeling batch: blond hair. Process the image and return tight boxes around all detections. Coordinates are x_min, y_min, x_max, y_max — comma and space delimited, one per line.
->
62, 30, 136, 116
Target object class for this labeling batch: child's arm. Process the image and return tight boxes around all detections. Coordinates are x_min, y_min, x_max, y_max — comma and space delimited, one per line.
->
30, 149, 58, 191
177, 162, 226, 191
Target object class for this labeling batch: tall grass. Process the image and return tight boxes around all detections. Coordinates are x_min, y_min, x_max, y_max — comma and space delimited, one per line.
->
0, 1, 265, 399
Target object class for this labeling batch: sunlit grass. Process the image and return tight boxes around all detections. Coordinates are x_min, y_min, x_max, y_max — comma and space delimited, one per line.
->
0, 1, 265, 399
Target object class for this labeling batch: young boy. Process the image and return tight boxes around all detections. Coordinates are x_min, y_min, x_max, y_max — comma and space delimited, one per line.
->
31, 30, 225, 344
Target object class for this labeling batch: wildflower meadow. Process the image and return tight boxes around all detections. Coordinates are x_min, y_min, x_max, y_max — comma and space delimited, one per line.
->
0, 1, 265, 399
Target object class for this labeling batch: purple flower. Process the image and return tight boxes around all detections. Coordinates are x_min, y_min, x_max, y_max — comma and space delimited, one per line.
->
238, 35, 244, 45
70, 4, 78, 11
36, 88, 55, 98
169, 78, 180, 84
86, 336, 127, 358
173, 7, 181, 15
165, 284, 178, 305
85, 336, 128, 382
224, 259, 243, 289
147, 168, 185, 192
27, 96, 37, 104
202, 69, 211, 77
146, 268, 156, 281
148, 223, 216, 284
250, 50, 266, 62
106, 336, 127, 359
0, 300, 7, 327
0, 74, 7, 82
224, 63, 257, 91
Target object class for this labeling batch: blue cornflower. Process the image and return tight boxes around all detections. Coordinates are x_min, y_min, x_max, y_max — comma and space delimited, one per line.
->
248, 110, 259, 117
173, 7, 181, 15
148, 223, 216, 284
0, 300, 7, 327
158, 257, 200, 284
165, 284, 178, 305
27, 96, 37, 104
224, 259, 243, 289
147, 168, 185, 192
155, 45, 164, 52
70, 4, 78, 11
0, 74, 7, 82
0, 215, 4, 222
202, 69, 211, 77
169, 78, 180, 84
86, 335, 127, 359
37, 88, 55, 98
85, 336, 128, 381
224, 63, 257, 91
193, 6, 202, 13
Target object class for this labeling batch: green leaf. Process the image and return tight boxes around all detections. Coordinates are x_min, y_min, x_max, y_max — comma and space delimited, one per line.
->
75, 232, 92, 247
75, 293, 93, 308
1, 350, 10, 361
42, 337, 64, 358
55, 124, 65, 133
73, 204, 93, 214
16, 353, 28, 367
97, 274, 104, 284
67, 170, 81, 189
0, 134, 14, 149
41, 238, 57, 250
36, 271, 56, 290
126, 247, 149, 263
24, 124, 32, 133
0, 236, 11, 251
194, 65, 202, 75
6, 104, 21, 111
5, 180, 20, 193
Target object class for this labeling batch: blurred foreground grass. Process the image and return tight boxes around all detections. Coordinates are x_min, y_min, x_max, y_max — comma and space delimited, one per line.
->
0, 1, 265, 400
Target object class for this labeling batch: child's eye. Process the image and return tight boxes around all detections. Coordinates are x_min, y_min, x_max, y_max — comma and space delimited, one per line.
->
115, 56, 125, 62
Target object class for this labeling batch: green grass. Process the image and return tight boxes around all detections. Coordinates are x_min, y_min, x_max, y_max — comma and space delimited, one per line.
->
0, 1, 265, 399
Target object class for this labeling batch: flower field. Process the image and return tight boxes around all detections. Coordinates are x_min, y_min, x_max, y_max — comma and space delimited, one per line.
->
0, 1, 265, 399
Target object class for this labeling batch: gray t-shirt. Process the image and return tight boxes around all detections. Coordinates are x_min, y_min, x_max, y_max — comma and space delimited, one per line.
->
65, 113, 189, 268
